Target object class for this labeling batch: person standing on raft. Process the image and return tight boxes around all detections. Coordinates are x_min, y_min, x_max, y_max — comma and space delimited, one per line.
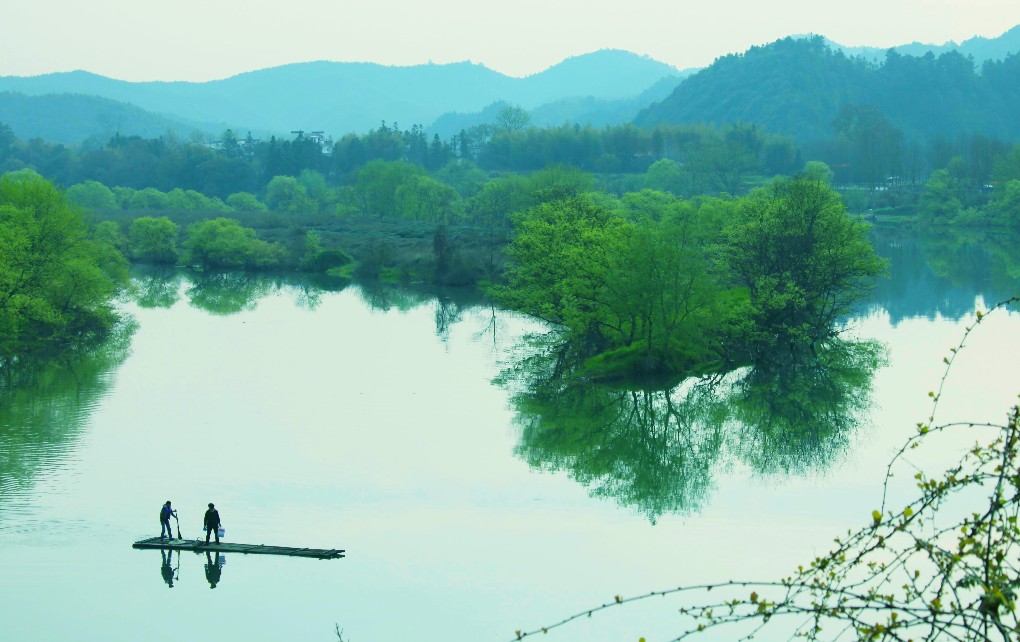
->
204, 503, 222, 544
160, 501, 177, 539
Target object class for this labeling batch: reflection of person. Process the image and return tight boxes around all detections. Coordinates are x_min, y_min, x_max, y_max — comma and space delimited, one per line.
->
160, 549, 175, 588
159, 501, 177, 539
204, 551, 222, 588
204, 503, 221, 543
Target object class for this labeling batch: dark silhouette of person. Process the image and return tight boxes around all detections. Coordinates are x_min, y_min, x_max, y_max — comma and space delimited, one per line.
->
160, 549, 175, 588
204, 551, 222, 588
159, 500, 177, 539
204, 502, 221, 543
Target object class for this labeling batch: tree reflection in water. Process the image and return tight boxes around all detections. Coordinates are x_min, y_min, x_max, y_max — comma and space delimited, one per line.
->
730, 340, 884, 475
131, 265, 183, 309
176, 270, 348, 315
0, 319, 137, 498
185, 271, 279, 315
498, 336, 883, 522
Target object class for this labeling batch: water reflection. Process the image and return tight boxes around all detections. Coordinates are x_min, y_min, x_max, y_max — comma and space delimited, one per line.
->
352, 279, 494, 343
499, 338, 882, 521
185, 272, 279, 316
160, 549, 178, 589
124, 267, 351, 316
204, 551, 224, 589
867, 227, 1020, 323
0, 320, 137, 502
729, 340, 885, 474
154, 549, 224, 589
132, 265, 183, 309
128, 267, 495, 345
291, 273, 350, 310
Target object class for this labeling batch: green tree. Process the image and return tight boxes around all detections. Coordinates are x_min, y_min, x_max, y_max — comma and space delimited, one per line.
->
643, 159, 685, 195
297, 169, 335, 212
435, 160, 488, 197
593, 197, 741, 376
495, 103, 531, 132
299, 231, 353, 274
990, 179, 1020, 226
800, 160, 834, 184
688, 142, 761, 194
265, 175, 315, 213
350, 160, 424, 217
181, 218, 284, 269
724, 178, 887, 358
126, 187, 171, 210
833, 104, 904, 186
497, 194, 626, 350
225, 192, 266, 211
65, 180, 119, 210
165, 188, 218, 211
918, 168, 964, 222
0, 171, 127, 356
992, 143, 1020, 183
128, 216, 180, 264
526, 165, 596, 202
394, 175, 462, 223
468, 174, 532, 228
92, 221, 127, 256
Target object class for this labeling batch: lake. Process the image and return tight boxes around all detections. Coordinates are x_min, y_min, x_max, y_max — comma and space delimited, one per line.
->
1, 228, 1019, 642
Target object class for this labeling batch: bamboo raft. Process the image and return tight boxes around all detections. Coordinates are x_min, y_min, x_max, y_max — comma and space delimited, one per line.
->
132, 537, 345, 560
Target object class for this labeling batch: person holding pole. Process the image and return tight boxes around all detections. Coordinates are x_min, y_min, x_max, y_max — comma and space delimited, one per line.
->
159, 501, 177, 539
204, 502, 222, 544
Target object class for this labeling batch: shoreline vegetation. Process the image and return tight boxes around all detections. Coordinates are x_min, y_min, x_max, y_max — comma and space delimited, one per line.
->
2, 165, 888, 382
2, 84, 1018, 376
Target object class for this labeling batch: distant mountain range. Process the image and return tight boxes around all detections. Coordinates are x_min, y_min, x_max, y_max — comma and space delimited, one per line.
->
635, 35, 1020, 143
428, 75, 687, 138
825, 24, 1020, 64
2, 25, 1019, 147
0, 50, 681, 144
0, 92, 222, 145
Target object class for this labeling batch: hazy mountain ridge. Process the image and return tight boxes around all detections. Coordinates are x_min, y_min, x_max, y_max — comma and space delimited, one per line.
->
429, 73, 688, 138
3, 25, 1019, 148
0, 51, 679, 143
824, 24, 1020, 64
0, 91, 222, 145
636, 34, 1020, 143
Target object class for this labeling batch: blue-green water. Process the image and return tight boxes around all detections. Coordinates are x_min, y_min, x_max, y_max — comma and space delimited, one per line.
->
1, 230, 1019, 641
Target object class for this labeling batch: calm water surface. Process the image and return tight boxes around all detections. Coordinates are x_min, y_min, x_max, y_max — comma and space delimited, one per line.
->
1, 230, 1019, 642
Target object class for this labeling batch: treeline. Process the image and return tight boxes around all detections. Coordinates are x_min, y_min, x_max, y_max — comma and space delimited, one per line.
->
0, 169, 354, 359
913, 144, 1020, 225
0, 164, 886, 383
70, 165, 603, 287
0, 119, 798, 201
5, 111, 1020, 230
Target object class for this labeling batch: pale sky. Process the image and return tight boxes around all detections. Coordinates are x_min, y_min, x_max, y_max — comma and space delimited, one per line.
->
2, 0, 1019, 81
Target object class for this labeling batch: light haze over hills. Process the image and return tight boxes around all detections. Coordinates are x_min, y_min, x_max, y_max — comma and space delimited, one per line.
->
1, 26, 1019, 146
823, 23, 1020, 64
0, 50, 680, 144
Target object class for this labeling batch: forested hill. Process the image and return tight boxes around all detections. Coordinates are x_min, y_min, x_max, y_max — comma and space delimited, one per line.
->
0, 92, 221, 145
831, 24, 1020, 64
635, 36, 1020, 144
0, 50, 679, 141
